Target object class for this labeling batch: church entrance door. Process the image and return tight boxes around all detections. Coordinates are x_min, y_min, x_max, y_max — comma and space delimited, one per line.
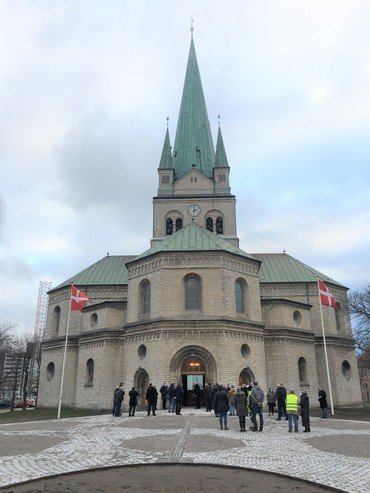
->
181, 356, 205, 406
134, 368, 149, 408
239, 367, 255, 386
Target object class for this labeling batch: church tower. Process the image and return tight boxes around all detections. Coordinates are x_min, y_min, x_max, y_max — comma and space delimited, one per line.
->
153, 35, 238, 247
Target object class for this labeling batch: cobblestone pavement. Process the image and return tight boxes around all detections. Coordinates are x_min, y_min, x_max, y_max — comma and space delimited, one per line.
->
0, 409, 369, 493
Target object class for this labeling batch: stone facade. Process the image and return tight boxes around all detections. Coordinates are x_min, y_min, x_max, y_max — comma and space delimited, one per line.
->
37, 36, 362, 411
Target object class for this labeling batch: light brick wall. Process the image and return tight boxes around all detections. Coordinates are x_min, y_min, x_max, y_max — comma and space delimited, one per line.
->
121, 325, 267, 409
153, 196, 237, 239
315, 342, 362, 406
74, 339, 124, 409
262, 301, 311, 330
264, 336, 319, 405
127, 252, 261, 323
38, 343, 78, 408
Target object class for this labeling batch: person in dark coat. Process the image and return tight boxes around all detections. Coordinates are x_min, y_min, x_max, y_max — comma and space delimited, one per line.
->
212, 384, 219, 417
168, 383, 176, 412
160, 382, 168, 410
276, 383, 288, 420
318, 388, 328, 418
112, 386, 119, 416
299, 390, 310, 432
113, 383, 125, 417
266, 388, 277, 416
145, 383, 158, 416
174, 383, 184, 415
128, 386, 139, 416
234, 386, 248, 432
213, 385, 229, 430
194, 381, 201, 409
204, 383, 212, 412
250, 381, 264, 432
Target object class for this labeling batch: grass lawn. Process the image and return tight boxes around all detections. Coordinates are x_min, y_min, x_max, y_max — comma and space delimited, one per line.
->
0, 408, 110, 423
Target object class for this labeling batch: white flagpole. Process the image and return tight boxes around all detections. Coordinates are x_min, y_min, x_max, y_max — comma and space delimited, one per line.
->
57, 287, 72, 419
317, 278, 335, 416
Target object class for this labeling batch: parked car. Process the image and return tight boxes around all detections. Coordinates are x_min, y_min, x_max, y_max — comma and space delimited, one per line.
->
0, 399, 11, 408
14, 399, 35, 408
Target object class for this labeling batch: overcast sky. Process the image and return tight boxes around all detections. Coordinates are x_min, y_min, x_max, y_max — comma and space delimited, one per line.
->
1, 0, 369, 336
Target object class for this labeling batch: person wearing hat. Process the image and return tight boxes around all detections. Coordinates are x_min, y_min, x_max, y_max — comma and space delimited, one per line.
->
299, 389, 310, 432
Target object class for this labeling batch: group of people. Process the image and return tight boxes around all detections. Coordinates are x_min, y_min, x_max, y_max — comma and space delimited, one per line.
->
112, 383, 139, 417
112, 380, 330, 434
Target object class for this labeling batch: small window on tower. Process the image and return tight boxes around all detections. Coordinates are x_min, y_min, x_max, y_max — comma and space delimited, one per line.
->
176, 218, 183, 231
206, 217, 213, 232
216, 217, 223, 234
218, 174, 226, 182
166, 218, 173, 235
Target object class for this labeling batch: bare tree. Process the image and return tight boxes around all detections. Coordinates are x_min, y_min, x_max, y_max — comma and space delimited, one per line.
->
9, 333, 33, 410
0, 321, 16, 352
348, 284, 370, 353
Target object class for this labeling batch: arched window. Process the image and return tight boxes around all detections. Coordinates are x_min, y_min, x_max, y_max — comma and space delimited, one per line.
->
176, 218, 183, 231
206, 217, 213, 232
139, 280, 151, 315
52, 306, 61, 335
216, 216, 223, 234
298, 357, 308, 384
235, 281, 244, 313
335, 303, 341, 330
184, 274, 202, 310
342, 360, 351, 380
166, 218, 173, 235
46, 362, 55, 381
162, 175, 169, 183
85, 358, 94, 386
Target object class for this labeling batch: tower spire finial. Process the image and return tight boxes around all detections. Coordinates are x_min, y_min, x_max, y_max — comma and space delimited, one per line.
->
190, 15, 194, 37
218, 114, 221, 126
166, 116, 169, 128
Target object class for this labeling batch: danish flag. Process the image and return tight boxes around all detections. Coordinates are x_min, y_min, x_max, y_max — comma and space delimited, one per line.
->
70, 285, 89, 311
317, 279, 338, 308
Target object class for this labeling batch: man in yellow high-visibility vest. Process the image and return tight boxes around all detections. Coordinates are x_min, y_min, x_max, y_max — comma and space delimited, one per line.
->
286, 389, 299, 433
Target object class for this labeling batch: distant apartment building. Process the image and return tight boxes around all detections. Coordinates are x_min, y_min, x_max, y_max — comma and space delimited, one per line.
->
0, 353, 24, 397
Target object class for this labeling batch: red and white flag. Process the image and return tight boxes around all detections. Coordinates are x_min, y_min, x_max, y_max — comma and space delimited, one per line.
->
70, 285, 89, 311
317, 279, 338, 308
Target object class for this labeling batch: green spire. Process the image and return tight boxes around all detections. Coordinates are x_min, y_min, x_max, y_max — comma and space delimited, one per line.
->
214, 125, 229, 168
173, 38, 215, 179
159, 127, 173, 168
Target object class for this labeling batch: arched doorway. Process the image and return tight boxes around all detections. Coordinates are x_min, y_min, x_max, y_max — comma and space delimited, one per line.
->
181, 356, 206, 406
239, 367, 254, 386
133, 368, 149, 408
170, 345, 217, 406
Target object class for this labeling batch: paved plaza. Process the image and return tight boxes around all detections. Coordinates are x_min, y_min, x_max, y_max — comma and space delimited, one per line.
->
0, 409, 369, 492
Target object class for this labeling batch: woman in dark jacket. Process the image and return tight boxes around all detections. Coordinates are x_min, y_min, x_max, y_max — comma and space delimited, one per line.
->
213, 386, 229, 430
128, 387, 139, 416
234, 387, 248, 432
318, 388, 328, 419
299, 390, 310, 432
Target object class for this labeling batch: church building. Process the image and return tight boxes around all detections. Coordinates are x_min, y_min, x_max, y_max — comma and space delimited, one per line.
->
38, 34, 362, 410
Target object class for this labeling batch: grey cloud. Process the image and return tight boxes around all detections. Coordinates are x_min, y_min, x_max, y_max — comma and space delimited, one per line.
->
55, 111, 159, 214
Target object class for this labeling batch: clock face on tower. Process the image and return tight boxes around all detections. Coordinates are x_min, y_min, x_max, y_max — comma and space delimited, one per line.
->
187, 204, 201, 217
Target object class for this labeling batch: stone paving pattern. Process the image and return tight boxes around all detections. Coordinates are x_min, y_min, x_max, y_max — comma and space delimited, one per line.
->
0, 409, 369, 493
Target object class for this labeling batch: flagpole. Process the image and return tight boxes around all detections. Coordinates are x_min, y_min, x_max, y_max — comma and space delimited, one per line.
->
317, 278, 335, 416
57, 287, 72, 419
